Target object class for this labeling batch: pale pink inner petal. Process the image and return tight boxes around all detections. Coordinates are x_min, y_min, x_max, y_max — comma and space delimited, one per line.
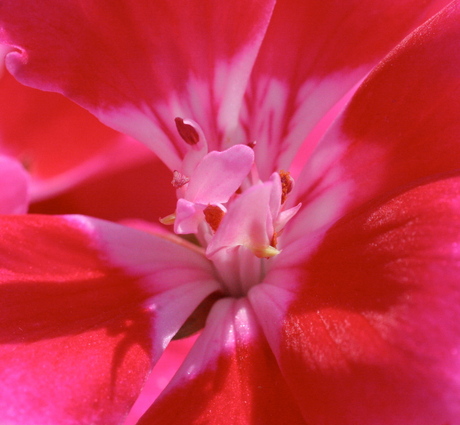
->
206, 181, 274, 257
185, 145, 254, 204
174, 198, 206, 235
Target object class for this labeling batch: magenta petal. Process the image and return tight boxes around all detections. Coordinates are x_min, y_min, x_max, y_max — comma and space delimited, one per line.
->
240, 0, 451, 178
257, 176, 460, 424
124, 336, 197, 425
0, 154, 29, 213
0, 215, 218, 425
138, 298, 306, 424
0, 0, 276, 169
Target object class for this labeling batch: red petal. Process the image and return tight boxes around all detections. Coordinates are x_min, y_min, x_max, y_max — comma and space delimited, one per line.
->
260, 176, 460, 424
138, 298, 306, 424
0, 215, 218, 425
29, 155, 176, 223
0, 69, 153, 199
241, 0, 451, 178
0, 0, 276, 169
290, 1, 460, 238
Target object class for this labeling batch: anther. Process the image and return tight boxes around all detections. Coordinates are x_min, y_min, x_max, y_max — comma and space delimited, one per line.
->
252, 245, 281, 259
159, 213, 176, 225
203, 204, 225, 232
279, 170, 294, 204
175, 117, 200, 145
171, 170, 190, 188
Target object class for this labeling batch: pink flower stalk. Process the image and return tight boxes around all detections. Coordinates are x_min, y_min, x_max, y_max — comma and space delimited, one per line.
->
0, 1, 460, 424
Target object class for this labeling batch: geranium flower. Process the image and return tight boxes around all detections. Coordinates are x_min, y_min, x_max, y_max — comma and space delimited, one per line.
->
0, 1, 459, 424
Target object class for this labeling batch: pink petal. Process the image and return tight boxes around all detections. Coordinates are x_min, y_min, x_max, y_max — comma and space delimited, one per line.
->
286, 1, 460, 245
0, 154, 29, 213
0, 69, 153, 200
186, 144, 254, 204
240, 0, 451, 178
0, 0, 276, 169
206, 180, 274, 257
0, 215, 218, 425
138, 298, 306, 424
174, 198, 206, 234
124, 336, 197, 425
252, 175, 460, 424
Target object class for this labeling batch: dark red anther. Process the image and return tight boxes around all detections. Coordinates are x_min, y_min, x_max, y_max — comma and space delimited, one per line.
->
175, 117, 200, 145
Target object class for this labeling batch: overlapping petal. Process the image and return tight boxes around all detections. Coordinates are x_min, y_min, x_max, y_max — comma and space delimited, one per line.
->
252, 175, 460, 424
138, 298, 306, 424
124, 337, 196, 425
0, 67, 153, 200
0, 0, 276, 169
30, 155, 176, 223
0, 215, 219, 425
284, 0, 460, 246
240, 0, 452, 178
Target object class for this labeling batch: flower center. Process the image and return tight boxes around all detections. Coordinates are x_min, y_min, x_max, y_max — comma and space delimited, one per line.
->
161, 118, 300, 298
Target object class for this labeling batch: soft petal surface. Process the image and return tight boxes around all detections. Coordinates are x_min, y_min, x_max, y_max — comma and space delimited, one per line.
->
206, 180, 275, 257
285, 0, 460, 245
185, 145, 254, 204
0, 0, 276, 169
0, 154, 28, 213
240, 0, 451, 178
251, 175, 460, 424
0, 215, 219, 425
0, 69, 153, 200
138, 297, 306, 424
124, 336, 197, 425
30, 155, 176, 222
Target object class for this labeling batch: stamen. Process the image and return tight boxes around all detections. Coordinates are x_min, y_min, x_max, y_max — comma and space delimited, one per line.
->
175, 117, 200, 145
279, 170, 294, 204
171, 170, 190, 188
252, 245, 281, 259
159, 213, 176, 225
203, 204, 225, 232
